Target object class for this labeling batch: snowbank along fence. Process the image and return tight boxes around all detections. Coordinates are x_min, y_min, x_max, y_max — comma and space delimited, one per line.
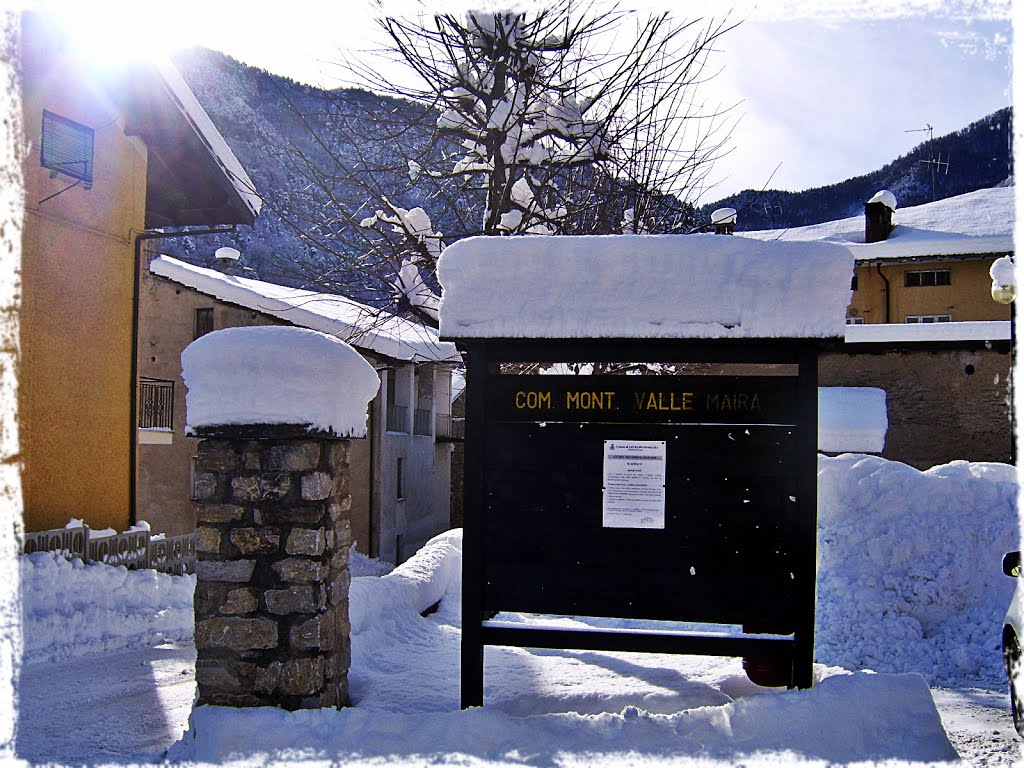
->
18, 525, 196, 575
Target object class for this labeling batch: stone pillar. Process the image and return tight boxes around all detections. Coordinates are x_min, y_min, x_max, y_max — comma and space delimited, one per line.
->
191, 430, 352, 710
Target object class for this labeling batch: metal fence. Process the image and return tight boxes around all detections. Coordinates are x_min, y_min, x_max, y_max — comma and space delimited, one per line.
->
18, 526, 196, 576
435, 413, 465, 440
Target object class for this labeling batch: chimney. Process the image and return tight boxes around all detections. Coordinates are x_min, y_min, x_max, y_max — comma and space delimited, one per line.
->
711, 207, 737, 235
215, 246, 241, 276
864, 190, 897, 243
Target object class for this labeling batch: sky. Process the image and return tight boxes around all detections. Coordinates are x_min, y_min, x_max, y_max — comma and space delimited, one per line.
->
27, 0, 1016, 202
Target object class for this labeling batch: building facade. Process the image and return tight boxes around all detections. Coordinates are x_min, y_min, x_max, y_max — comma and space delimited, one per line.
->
16, 12, 258, 533
139, 254, 460, 563
744, 185, 1014, 468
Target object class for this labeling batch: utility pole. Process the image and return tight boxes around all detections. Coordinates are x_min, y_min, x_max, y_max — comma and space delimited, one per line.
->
905, 124, 950, 202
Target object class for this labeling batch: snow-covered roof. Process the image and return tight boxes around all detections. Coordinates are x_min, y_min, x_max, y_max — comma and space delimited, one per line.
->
153, 59, 262, 222
741, 186, 1014, 262
151, 255, 459, 363
438, 234, 853, 340
844, 320, 1011, 344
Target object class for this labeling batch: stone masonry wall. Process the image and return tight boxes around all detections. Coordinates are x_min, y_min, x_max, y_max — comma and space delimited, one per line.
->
191, 434, 353, 709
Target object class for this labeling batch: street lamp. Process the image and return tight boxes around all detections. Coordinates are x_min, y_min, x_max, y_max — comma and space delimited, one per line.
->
991, 255, 1016, 304
990, 255, 1016, 464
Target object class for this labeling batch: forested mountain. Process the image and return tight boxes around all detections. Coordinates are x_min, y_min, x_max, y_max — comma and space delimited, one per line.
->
167, 47, 1012, 295
697, 108, 1012, 232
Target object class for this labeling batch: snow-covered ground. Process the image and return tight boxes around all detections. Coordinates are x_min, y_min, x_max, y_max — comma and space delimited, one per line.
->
11, 455, 1022, 766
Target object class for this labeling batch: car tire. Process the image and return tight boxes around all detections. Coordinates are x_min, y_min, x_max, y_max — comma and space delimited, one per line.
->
1005, 631, 1024, 738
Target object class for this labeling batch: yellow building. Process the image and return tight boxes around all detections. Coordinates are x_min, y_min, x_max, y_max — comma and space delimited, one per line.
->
742, 186, 1014, 468
743, 185, 1014, 325
16, 12, 259, 533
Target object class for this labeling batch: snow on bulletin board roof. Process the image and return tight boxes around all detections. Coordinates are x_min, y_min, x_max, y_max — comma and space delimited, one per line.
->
181, 326, 380, 437
151, 255, 458, 363
438, 234, 853, 340
742, 185, 1014, 261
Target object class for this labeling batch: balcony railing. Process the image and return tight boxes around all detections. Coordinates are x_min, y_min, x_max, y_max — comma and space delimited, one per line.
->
139, 378, 174, 429
413, 408, 433, 436
386, 404, 409, 433
435, 413, 465, 441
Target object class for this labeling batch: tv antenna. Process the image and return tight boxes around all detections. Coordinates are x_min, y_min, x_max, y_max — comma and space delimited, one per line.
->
763, 201, 783, 228
905, 124, 950, 202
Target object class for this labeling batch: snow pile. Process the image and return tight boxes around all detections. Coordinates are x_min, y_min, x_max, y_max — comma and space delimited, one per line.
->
172, 528, 956, 765
817, 454, 1019, 685
438, 234, 853, 340
19, 551, 194, 664
18, 453, 1017, 764
176, 671, 954, 765
181, 326, 380, 437
349, 529, 462, 634
349, 544, 394, 578
818, 387, 887, 453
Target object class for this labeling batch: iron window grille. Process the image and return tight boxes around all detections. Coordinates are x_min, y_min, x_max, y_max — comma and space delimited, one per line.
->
41, 110, 94, 187
139, 378, 174, 429
904, 269, 951, 288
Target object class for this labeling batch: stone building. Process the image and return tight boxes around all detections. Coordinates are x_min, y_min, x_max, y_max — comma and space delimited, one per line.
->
137, 254, 461, 564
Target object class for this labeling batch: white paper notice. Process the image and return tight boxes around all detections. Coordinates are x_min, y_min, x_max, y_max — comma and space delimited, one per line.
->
602, 440, 666, 529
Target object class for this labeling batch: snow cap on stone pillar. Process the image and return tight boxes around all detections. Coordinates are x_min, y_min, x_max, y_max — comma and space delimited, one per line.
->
181, 326, 380, 438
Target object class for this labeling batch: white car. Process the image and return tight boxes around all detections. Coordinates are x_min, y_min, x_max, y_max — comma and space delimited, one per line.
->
1003, 551, 1023, 737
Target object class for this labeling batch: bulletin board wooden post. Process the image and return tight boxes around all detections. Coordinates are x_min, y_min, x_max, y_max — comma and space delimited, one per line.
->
457, 337, 820, 709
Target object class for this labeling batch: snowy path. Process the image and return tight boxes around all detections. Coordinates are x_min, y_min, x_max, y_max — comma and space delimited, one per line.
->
932, 686, 1020, 767
12, 637, 1020, 766
15, 642, 196, 765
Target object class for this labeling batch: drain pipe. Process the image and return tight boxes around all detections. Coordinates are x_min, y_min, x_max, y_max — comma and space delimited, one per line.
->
130, 225, 237, 525
876, 264, 892, 324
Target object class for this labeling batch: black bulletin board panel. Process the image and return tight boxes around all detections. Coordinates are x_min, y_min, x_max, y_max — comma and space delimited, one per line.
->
457, 340, 820, 708
484, 420, 799, 628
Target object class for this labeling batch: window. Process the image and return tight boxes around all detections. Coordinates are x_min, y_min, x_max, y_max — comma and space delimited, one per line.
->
41, 110, 94, 187
905, 314, 952, 323
850, 274, 858, 291
904, 269, 951, 288
194, 308, 214, 339
396, 458, 405, 500
846, 317, 865, 325
139, 378, 174, 429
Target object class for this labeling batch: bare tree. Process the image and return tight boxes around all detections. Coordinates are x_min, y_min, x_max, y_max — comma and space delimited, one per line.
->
271, 1, 739, 326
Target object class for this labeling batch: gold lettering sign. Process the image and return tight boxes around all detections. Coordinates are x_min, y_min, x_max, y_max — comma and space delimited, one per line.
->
503, 379, 780, 422
515, 391, 552, 410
